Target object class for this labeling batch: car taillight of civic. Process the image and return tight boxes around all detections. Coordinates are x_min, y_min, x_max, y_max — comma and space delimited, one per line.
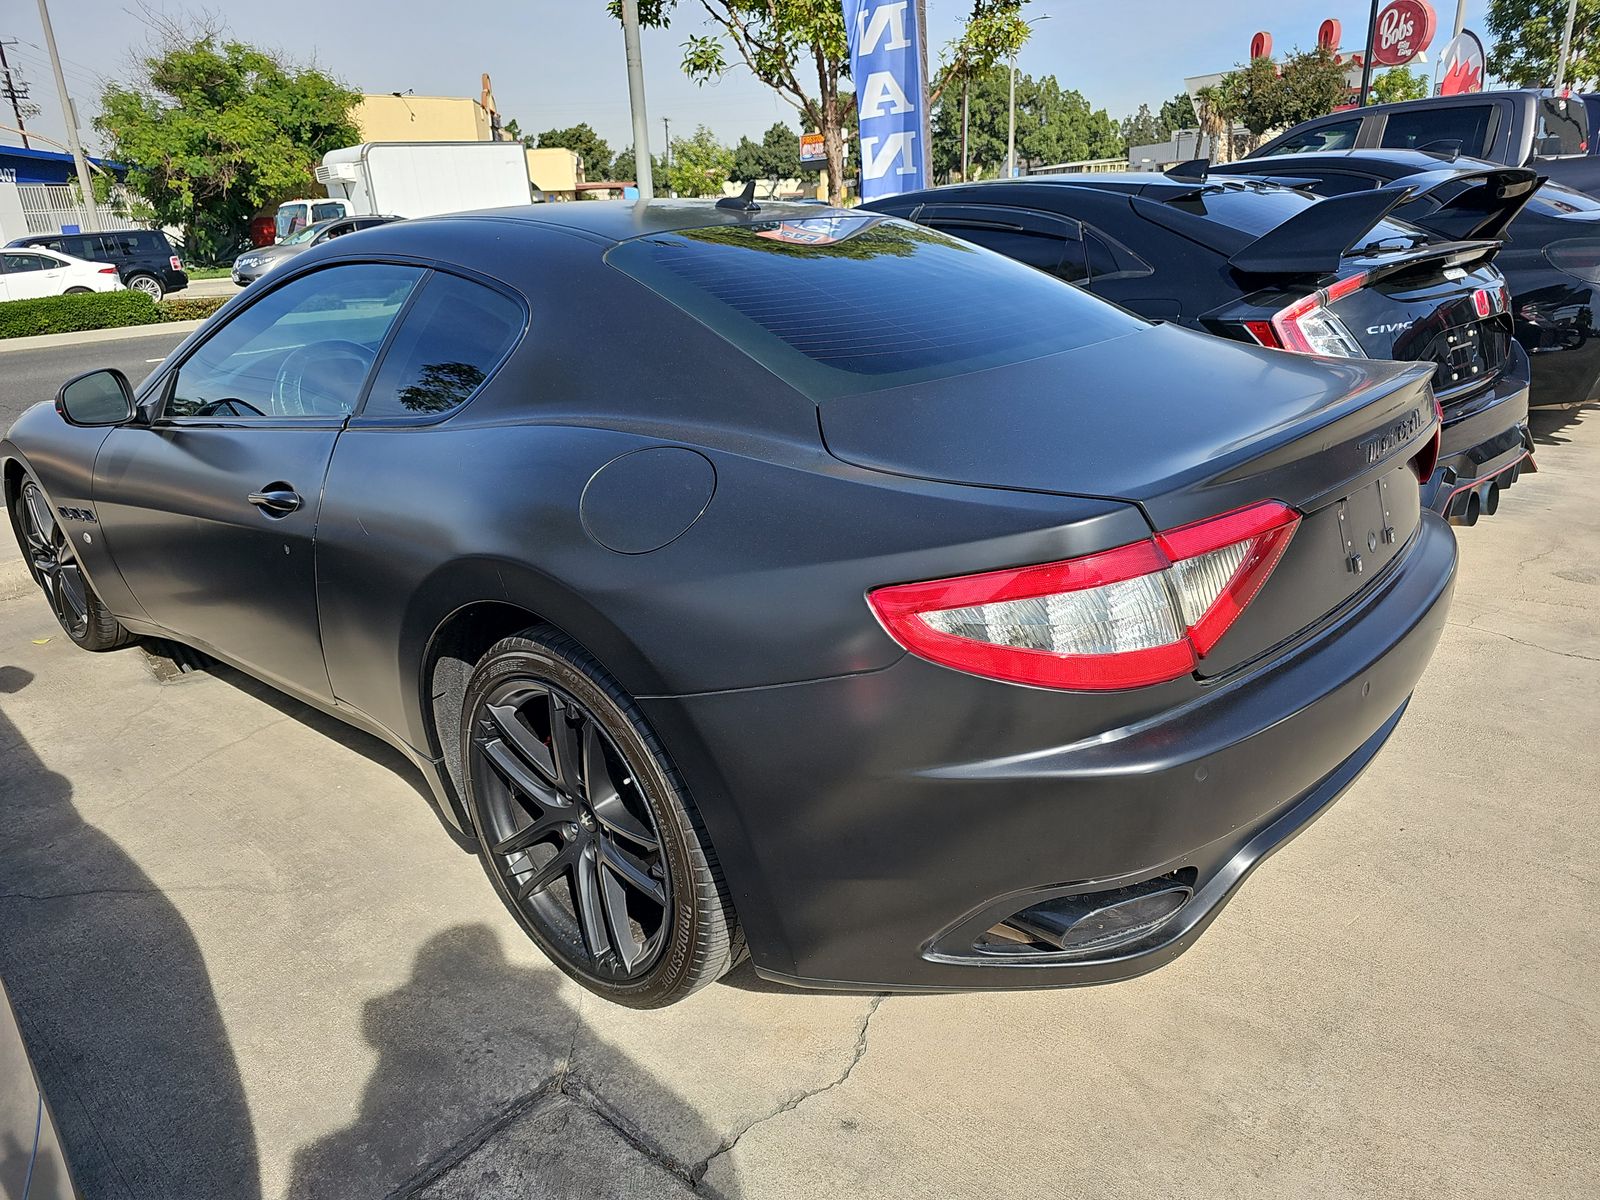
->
868, 501, 1301, 691
1243, 272, 1369, 358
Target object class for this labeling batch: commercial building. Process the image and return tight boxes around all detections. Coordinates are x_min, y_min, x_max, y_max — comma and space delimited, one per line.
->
353, 94, 494, 144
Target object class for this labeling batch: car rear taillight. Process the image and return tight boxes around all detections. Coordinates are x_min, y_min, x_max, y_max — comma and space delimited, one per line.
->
1411, 394, 1445, 484
170, 255, 183, 271
1244, 272, 1369, 358
868, 501, 1301, 691
98, 267, 118, 275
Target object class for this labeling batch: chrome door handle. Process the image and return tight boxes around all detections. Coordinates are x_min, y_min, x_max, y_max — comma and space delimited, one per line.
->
247, 487, 302, 516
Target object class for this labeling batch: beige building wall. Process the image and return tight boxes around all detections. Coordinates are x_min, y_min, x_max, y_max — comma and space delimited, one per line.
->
527, 147, 581, 195
354, 95, 491, 143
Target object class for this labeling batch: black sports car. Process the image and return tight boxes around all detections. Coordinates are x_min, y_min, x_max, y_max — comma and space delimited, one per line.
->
865, 173, 1534, 526
1210, 149, 1600, 412
3, 202, 1457, 1006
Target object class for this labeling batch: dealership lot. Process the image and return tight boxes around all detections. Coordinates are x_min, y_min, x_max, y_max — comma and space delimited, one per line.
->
0, 394, 1595, 1197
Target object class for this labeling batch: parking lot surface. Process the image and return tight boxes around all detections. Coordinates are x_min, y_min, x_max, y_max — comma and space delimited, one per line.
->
1, 403, 1596, 1199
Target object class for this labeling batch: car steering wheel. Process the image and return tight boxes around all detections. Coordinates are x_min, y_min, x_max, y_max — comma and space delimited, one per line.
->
192, 398, 267, 418
270, 340, 375, 418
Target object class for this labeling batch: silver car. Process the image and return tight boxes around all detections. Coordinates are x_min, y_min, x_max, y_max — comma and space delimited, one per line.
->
231, 214, 401, 285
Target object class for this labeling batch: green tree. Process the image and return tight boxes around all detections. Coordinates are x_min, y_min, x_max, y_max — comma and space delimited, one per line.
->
616, 1, 1032, 204
610, 144, 668, 195
667, 125, 735, 197
1213, 47, 1349, 153
932, 67, 1120, 179
1488, 0, 1600, 86
731, 122, 802, 183
1121, 103, 1165, 150
1158, 91, 1196, 131
96, 34, 357, 263
1371, 66, 1430, 103
1277, 46, 1351, 126
534, 122, 613, 182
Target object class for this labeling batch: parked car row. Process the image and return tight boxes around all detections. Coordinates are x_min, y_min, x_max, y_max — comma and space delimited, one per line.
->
863, 145, 1594, 527
6, 229, 187, 299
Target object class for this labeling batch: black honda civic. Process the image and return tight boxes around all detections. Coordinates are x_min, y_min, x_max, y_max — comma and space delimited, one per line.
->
865, 172, 1535, 526
3, 202, 1456, 1006
1209, 148, 1600, 413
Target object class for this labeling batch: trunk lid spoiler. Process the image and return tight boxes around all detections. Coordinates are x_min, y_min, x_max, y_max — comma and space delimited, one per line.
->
1225, 188, 1417, 276
1383, 165, 1544, 242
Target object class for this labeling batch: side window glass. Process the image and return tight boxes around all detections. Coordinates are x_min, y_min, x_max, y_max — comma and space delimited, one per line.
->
165, 264, 422, 421
313, 202, 346, 222
1083, 230, 1151, 282
1536, 97, 1589, 156
930, 224, 1085, 282
2, 252, 51, 273
1380, 105, 1493, 153
362, 273, 523, 418
1277, 119, 1361, 154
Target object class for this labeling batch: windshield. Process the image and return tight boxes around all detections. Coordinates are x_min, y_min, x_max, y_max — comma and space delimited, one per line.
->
1168, 181, 1432, 249
606, 215, 1145, 399
275, 203, 308, 242
282, 221, 332, 246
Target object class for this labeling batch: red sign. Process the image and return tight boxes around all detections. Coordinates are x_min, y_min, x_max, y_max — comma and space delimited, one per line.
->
1318, 19, 1342, 51
1371, 0, 1437, 67
1250, 31, 1273, 60
799, 132, 826, 163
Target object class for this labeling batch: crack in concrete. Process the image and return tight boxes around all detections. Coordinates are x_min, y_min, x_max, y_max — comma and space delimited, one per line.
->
0, 883, 284, 902
387, 1077, 565, 1199
688, 993, 887, 1192
1447, 618, 1600, 664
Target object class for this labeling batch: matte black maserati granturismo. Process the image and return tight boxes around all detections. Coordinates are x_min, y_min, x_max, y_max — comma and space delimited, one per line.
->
3, 202, 1457, 1007
865, 172, 1534, 526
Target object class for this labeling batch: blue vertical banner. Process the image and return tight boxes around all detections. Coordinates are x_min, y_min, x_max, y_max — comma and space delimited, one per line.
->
842, 0, 930, 201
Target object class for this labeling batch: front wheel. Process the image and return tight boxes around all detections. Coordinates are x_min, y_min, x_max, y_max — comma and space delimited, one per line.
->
11, 476, 134, 651
461, 627, 742, 1007
64, 286, 92, 294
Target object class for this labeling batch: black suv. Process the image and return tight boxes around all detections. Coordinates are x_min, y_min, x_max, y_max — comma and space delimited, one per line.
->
5, 229, 187, 298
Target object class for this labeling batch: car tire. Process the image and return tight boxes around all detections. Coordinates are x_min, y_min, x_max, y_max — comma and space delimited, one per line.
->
64, 286, 92, 294
10, 475, 135, 652
461, 626, 743, 1008
127, 273, 164, 300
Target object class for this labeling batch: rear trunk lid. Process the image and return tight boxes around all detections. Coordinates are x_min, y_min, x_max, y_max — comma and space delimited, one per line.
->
820, 321, 1440, 676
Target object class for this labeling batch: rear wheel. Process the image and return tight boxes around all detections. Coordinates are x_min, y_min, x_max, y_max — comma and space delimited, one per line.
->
461, 627, 742, 1007
127, 273, 164, 300
64, 286, 92, 294
11, 476, 134, 651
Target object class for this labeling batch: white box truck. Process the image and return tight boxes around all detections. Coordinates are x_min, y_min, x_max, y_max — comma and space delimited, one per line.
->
312, 141, 534, 221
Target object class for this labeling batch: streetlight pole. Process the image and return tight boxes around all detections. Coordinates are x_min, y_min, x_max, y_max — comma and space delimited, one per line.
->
1359, 0, 1380, 107
1554, 0, 1580, 93
1007, 56, 1016, 178
620, 0, 653, 200
34, 0, 98, 229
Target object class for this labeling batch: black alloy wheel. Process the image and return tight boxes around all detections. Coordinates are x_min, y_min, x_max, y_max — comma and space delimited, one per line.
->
462, 628, 742, 1006
12, 477, 132, 651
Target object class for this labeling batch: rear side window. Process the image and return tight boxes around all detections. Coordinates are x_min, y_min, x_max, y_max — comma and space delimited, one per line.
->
1380, 105, 1496, 154
313, 202, 346, 222
607, 215, 1144, 398
925, 223, 1087, 283
2, 252, 54, 273
361, 273, 524, 418
1274, 118, 1361, 154
1535, 96, 1589, 156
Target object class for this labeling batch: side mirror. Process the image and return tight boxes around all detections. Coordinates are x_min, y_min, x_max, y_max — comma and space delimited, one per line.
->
56, 368, 136, 427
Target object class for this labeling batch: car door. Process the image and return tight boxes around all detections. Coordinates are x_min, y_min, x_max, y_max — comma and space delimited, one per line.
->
93, 260, 425, 700
0, 250, 67, 299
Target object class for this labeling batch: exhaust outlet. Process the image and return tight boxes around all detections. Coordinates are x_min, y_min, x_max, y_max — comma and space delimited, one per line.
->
1482, 481, 1500, 517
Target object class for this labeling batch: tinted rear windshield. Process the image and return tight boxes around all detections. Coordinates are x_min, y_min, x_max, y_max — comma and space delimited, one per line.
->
1166, 181, 1431, 248
606, 215, 1144, 398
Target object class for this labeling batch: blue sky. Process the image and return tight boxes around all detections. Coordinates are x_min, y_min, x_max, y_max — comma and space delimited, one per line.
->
3, 0, 1485, 158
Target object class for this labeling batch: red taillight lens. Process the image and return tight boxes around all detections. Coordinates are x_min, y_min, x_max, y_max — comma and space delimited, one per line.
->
1247, 273, 1370, 358
98, 266, 118, 274
868, 502, 1301, 691
1411, 394, 1445, 484
170, 255, 183, 271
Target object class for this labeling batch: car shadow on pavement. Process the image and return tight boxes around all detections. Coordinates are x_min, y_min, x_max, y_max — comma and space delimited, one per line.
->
0, 666, 263, 1200
288, 924, 724, 1199
1529, 400, 1594, 447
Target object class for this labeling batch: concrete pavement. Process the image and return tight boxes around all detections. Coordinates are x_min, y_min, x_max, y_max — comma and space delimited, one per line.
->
0, 408, 1596, 1199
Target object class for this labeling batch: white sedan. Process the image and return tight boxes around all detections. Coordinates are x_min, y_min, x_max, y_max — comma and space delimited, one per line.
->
0, 247, 124, 301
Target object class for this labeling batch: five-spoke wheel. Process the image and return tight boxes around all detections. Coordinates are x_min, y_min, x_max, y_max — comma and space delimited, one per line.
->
462, 628, 742, 1006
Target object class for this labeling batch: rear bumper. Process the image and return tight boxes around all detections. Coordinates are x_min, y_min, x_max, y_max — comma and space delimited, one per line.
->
644, 513, 1458, 992
1424, 344, 1532, 516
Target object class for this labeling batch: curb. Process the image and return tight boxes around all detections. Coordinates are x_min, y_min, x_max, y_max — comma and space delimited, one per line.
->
0, 320, 205, 355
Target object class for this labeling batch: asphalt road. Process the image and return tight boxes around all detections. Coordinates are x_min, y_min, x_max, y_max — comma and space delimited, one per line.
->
0, 330, 190, 432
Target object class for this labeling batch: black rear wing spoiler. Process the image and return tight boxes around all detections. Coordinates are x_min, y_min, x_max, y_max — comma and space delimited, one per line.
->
1226, 188, 1416, 275
1376, 165, 1544, 242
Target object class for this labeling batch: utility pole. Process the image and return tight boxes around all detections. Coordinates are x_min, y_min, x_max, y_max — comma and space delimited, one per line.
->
1358, 0, 1380, 106
961, 75, 969, 181
620, 0, 653, 201
662, 115, 671, 196
34, 0, 98, 229
1007, 56, 1016, 178
1452, 0, 1467, 38
1554, 0, 1580, 93
0, 40, 31, 149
